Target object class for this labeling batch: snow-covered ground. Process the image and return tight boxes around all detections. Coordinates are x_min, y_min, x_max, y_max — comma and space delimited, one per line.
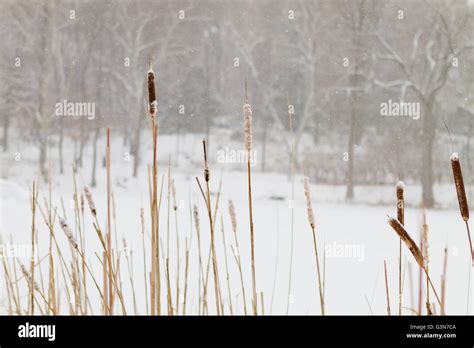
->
1, 133, 473, 315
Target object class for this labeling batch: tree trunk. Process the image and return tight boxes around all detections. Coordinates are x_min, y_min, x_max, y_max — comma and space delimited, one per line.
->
261, 125, 267, 172
58, 128, 64, 175
78, 121, 86, 168
175, 123, 181, 168
91, 126, 99, 187
421, 103, 435, 207
345, 89, 356, 200
2, 113, 9, 152
39, 140, 47, 181
132, 116, 143, 177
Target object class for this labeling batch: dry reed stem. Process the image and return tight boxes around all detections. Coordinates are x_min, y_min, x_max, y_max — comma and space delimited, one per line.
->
147, 62, 161, 315
201, 139, 222, 315
220, 215, 233, 315
387, 216, 441, 306
105, 128, 114, 314
171, 178, 181, 315
29, 181, 37, 314
441, 247, 448, 315
422, 209, 432, 315
384, 260, 391, 315
140, 208, 149, 315
396, 181, 404, 316
228, 200, 248, 315
193, 203, 206, 314
303, 174, 325, 315
183, 237, 190, 315
286, 95, 296, 315
243, 98, 257, 315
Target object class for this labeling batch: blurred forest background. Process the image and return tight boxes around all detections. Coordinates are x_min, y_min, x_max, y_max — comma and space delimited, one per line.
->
0, 0, 473, 207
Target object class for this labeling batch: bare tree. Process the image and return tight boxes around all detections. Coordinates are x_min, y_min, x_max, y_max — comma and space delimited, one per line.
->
373, 0, 473, 206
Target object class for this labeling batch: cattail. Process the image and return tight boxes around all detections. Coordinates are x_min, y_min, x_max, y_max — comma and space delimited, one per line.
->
303, 173, 324, 314
396, 180, 405, 316
228, 200, 237, 233
204, 166, 210, 183
80, 194, 84, 215
171, 179, 177, 211
84, 186, 97, 217
148, 66, 157, 118
450, 152, 473, 263
123, 237, 130, 256
396, 181, 405, 225
387, 216, 423, 269
450, 152, 469, 222
304, 176, 315, 229
202, 139, 210, 182
243, 103, 252, 153
20, 263, 40, 292
60, 218, 78, 250
193, 204, 200, 235
422, 211, 430, 271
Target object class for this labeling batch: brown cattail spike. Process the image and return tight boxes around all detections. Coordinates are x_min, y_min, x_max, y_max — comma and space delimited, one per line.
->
451, 152, 473, 263
202, 139, 210, 182
387, 216, 424, 269
450, 152, 469, 222
148, 66, 157, 118
396, 181, 405, 225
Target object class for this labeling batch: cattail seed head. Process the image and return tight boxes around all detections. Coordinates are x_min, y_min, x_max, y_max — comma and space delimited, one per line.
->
60, 218, 78, 250
204, 166, 210, 183
243, 103, 253, 153
20, 263, 40, 292
148, 67, 157, 119
450, 152, 469, 222
228, 200, 237, 233
193, 204, 200, 235
84, 186, 97, 217
304, 176, 315, 229
396, 181, 405, 225
80, 194, 84, 214
387, 216, 424, 269
422, 218, 430, 271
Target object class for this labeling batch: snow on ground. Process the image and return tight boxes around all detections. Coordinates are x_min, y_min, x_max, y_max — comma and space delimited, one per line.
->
0, 133, 473, 315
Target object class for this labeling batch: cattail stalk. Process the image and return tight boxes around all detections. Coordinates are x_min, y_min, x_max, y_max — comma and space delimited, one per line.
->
286, 94, 296, 315
384, 260, 391, 315
441, 247, 448, 315
244, 94, 258, 315
450, 152, 473, 263
201, 139, 221, 315
304, 175, 325, 315
193, 204, 206, 314
396, 181, 404, 315
220, 215, 233, 314
29, 181, 37, 315
105, 128, 114, 314
140, 208, 149, 315
182, 237, 190, 315
147, 63, 161, 315
387, 216, 441, 306
228, 200, 248, 315
422, 210, 432, 315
